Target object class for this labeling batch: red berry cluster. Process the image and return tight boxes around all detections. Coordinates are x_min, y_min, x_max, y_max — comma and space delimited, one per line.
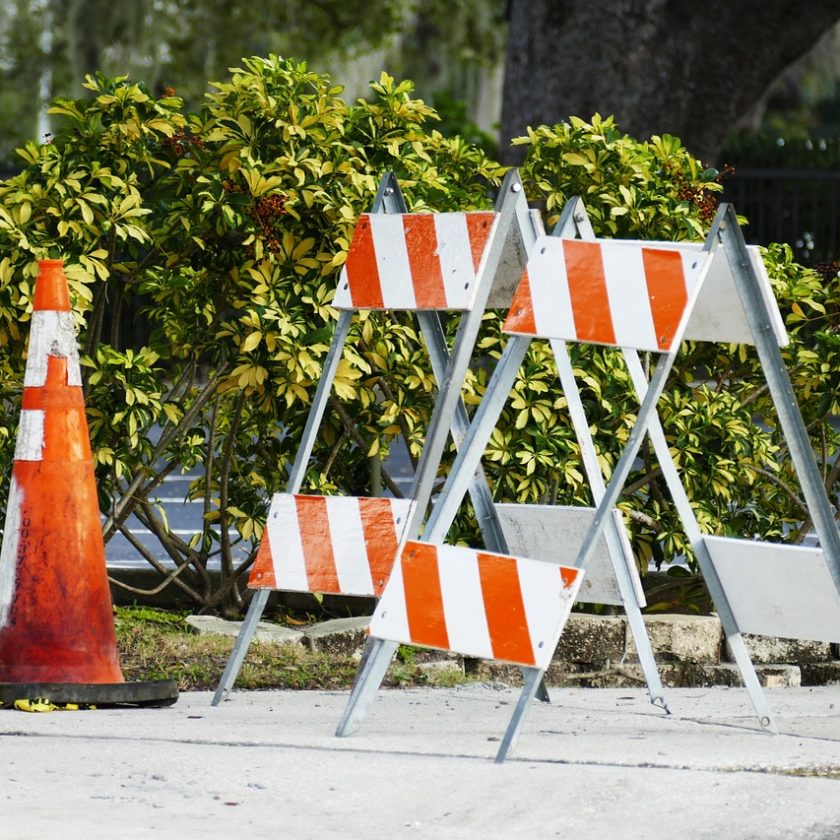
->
815, 261, 840, 285
676, 185, 718, 224
673, 164, 735, 225
250, 194, 288, 253
162, 128, 204, 158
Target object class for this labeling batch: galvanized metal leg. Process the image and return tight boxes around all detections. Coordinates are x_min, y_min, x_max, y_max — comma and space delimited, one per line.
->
212, 313, 354, 705
495, 666, 545, 763
423, 335, 531, 542
550, 339, 668, 712
605, 512, 668, 712
336, 637, 400, 736
622, 350, 776, 730
724, 626, 778, 733
622, 597, 668, 712
575, 353, 677, 571
416, 310, 508, 552
404, 172, 530, 538
720, 205, 840, 595
285, 311, 353, 494
683, 541, 775, 731
573, 204, 728, 573
418, 312, 550, 704
211, 589, 271, 705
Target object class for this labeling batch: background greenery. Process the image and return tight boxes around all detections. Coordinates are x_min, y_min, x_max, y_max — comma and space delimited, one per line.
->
0, 57, 838, 617
0, 0, 504, 166
5, 3, 840, 169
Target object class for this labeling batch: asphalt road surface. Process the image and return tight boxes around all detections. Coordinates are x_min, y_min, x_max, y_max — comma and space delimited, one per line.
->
3, 685, 840, 839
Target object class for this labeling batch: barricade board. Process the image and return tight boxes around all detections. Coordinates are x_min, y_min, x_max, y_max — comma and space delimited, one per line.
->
505, 237, 787, 350
335, 211, 496, 310
250, 494, 415, 597
704, 536, 840, 642
504, 237, 707, 351
370, 540, 584, 670
495, 504, 644, 607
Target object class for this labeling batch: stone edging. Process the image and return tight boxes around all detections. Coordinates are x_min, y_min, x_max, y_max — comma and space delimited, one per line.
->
187, 612, 840, 688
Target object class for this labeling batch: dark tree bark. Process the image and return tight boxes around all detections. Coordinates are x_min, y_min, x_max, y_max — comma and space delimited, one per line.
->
501, 0, 840, 164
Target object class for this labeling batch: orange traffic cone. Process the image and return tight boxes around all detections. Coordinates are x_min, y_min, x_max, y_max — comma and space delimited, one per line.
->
0, 260, 176, 706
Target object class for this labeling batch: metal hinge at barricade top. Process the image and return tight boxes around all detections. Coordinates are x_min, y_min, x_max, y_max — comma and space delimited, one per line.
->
211, 170, 540, 706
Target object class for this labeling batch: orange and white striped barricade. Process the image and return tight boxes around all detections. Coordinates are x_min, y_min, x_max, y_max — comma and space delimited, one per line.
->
373, 539, 584, 761
502, 200, 840, 732
249, 494, 413, 597
335, 203, 669, 760
213, 170, 539, 703
450, 204, 689, 714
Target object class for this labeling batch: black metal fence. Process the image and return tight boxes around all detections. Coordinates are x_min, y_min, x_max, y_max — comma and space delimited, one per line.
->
723, 169, 840, 267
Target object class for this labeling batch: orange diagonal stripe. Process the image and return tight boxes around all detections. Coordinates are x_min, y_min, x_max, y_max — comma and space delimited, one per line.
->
403, 215, 446, 308
402, 541, 450, 651
465, 212, 494, 273
477, 552, 535, 666
560, 566, 580, 590
502, 269, 538, 334
295, 496, 340, 593
564, 240, 616, 345
360, 498, 399, 596
641, 248, 688, 351
248, 534, 277, 589
344, 216, 384, 308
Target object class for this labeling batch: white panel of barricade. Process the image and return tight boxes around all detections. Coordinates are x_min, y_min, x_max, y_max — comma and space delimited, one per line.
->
704, 536, 840, 641
495, 504, 644, 607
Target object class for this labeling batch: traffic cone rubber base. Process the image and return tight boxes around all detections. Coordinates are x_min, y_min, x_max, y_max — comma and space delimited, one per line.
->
0, 680, 179, 708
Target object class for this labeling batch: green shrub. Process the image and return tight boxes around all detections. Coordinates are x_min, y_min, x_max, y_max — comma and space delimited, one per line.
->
0, 58, 502, 613
0, 77, 837, 613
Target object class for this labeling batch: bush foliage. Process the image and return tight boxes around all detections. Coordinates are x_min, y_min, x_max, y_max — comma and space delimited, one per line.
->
0, 60, 837, 613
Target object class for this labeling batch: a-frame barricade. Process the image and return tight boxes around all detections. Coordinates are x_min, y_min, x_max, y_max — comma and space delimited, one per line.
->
335, 200, 670, 762
422, 200, 669, 709
212, 170, 540, 704
513, 202, 840, 732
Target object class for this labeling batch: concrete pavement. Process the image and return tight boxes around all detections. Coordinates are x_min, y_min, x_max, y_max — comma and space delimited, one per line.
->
3, 684, 840, 838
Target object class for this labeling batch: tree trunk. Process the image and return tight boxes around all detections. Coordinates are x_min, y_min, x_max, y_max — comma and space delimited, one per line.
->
501, 0, 840, 164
